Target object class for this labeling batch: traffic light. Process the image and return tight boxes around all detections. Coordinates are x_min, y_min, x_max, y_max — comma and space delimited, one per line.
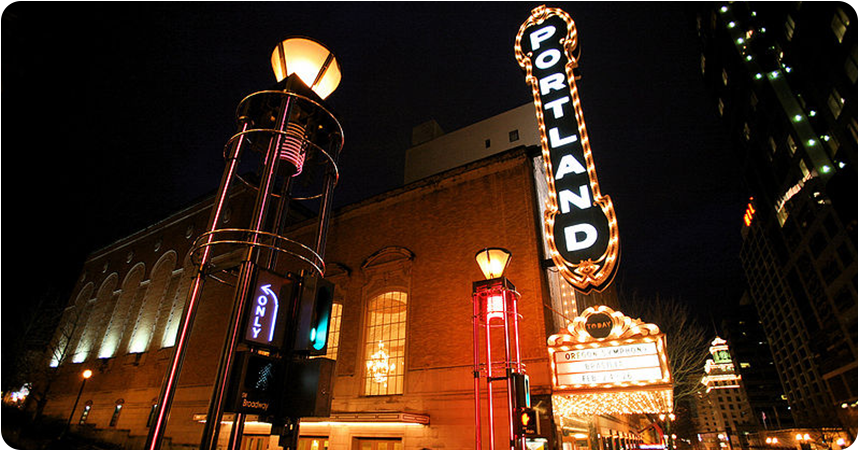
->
293, 275, 334, 355
225, 351, 282, 415
512, 372, 531, 409
515, 407, 539, 436
281, 357, 335, 418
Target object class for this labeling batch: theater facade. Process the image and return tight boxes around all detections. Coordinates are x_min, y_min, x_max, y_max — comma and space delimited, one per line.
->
37, 98, 665, 450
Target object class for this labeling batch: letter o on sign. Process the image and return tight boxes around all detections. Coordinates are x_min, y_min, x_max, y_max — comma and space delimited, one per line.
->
535, 48, 562, 69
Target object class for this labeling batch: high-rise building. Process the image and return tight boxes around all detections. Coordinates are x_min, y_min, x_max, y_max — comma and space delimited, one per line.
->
697, 2, 857, 432
695, 337, 757, 449
720, 295, 794, 430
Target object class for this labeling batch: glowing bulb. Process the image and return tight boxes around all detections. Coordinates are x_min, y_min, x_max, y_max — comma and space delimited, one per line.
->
270, 37, 342, 99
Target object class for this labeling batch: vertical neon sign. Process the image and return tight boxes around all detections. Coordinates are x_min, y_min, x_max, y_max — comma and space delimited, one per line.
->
515, 5, 620, 294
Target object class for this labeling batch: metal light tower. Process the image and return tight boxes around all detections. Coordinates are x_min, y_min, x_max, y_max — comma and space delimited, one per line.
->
472, 248, 532, 450
145, 37, 343, 450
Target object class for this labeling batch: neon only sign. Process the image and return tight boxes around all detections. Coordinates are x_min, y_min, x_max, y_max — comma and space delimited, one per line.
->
515, 5, 619, 293
243, 269, 293, 348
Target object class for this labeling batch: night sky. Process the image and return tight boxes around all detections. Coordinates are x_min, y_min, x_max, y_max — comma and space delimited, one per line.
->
3, 2, 749, 365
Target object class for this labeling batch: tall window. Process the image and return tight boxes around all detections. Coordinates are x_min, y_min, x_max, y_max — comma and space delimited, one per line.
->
110, 399, 124, 427
324, 303, 343, 360
832, 8, 850, 43
363, 291, 407, 396
311, 302, 343, 361
79, 401, 92, 425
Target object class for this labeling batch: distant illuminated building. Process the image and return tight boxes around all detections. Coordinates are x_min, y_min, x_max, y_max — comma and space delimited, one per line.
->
695, 337, 756, 449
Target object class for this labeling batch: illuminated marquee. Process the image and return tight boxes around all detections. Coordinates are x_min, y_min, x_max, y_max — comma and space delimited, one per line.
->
547, 306, 673, 415
515, 5, 619, 293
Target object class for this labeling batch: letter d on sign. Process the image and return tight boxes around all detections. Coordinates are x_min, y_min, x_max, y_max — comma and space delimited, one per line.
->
564, 223, 597, 252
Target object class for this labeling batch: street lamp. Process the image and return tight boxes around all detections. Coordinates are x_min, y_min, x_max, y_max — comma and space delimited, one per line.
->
146, 35, 344, 450
472, 248, 529, 450
61, 369, 92, 439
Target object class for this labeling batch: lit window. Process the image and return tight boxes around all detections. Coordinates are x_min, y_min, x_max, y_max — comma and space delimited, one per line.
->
79, 402, 92, 425
787, 135, 797, 156
832, 8, 850, 43
846, 57, 858, 83
701, 54, 707, 75
743, 123, 751, 141
315, 303, 342, 361
785, 15, 796, 41
797, 158, 809, 178
722, 69, 729, 86
827, 88, 845, 118
146, 402, 157, 428
718, 98, 725, 116
110, 400, 124, 427
363, 290, 407, 396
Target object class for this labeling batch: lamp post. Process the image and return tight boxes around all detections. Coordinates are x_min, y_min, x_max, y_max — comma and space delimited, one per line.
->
61, 369, 92, 439
472, 248, 529, 450
145, 36, 343, 450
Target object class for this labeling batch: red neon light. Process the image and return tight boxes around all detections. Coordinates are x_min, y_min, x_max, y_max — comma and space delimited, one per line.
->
486, 294, 505, 322
743, 199, 755, 226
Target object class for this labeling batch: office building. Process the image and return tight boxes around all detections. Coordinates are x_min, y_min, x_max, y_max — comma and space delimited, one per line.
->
697, 2, 857, 431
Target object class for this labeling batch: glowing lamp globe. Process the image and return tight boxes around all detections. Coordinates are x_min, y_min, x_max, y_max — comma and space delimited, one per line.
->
475, 248, 512, 280
82, 369, 93, 379
271, 37, 342, 99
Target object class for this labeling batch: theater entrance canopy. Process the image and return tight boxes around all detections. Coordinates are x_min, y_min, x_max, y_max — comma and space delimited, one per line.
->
547, 306, 673, 416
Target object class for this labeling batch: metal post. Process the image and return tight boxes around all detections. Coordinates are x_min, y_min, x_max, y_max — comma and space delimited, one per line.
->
502, 289, 515, 450
473, 294, 483, 450
61, 377, 88, 439
199, 96, 293, 450
145, 121, 251, 450
486, 313, 496, 450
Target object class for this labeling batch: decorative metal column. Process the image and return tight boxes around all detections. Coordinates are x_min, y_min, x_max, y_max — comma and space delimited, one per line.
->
472, 248, 528, 450
145, 37, 343, 450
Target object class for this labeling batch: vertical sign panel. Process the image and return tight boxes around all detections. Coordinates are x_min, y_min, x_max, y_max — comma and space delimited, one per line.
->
515, 6, 619, 294
243, 269, 294, 349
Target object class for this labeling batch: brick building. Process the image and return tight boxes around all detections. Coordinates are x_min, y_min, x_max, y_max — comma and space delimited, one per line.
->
38, 104, 653, 450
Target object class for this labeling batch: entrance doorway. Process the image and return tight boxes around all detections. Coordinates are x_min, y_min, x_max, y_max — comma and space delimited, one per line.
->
241, 435, 269, 450
353, 438, 403, 450
299, 436, 330, 450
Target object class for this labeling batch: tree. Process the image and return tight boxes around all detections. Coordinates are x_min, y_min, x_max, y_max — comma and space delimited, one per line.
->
619, 293, 711, 403
9, 292, 87, 421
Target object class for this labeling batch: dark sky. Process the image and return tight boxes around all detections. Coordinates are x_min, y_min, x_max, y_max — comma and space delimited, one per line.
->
3, 2, 749, 354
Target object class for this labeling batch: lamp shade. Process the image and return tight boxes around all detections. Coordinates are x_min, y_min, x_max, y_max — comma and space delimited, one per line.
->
475, 248, 512, 280
271, 37, 342, 99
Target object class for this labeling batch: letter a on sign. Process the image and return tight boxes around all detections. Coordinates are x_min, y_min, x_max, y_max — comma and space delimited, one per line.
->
515, 5, 620, 293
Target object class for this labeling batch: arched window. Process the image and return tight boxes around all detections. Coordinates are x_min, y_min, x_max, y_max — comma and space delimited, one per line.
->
79, 400, 93, 425
128, 252, 176, 353
109, 398, 124, 427
363, 290, 407, 396
360, 247, 413, 396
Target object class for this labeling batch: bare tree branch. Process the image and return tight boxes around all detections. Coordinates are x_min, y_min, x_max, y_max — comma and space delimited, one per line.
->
620, 293, 711, 403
